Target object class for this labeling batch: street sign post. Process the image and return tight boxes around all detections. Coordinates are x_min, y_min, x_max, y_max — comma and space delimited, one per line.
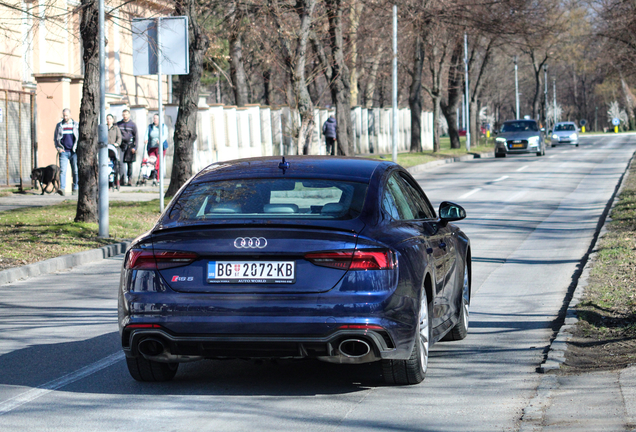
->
580, 119, 587, 133
612, 117, 620, 133
132, 17, 189, 212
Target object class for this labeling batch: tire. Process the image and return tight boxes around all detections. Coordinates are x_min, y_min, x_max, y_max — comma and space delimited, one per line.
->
576, 144, 579, 147
442, 262, 470, 341
382, 290, 430, 385
495, 152, 506, 158
536, 151, 542, 156
126, 356, 179, 382
551, 144, 556, 147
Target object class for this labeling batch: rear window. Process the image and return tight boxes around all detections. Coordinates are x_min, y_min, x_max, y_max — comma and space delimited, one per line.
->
501, 121, 539, 132
169, 178, 368, 221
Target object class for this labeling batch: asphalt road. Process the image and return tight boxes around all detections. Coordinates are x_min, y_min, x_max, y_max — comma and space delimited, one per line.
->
0, 134, 634, 431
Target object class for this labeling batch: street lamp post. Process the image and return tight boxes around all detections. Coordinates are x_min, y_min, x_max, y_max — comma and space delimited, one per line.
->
514, 55, 520, 119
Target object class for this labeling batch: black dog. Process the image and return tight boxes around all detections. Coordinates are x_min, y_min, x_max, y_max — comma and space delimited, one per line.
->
31, 164, 60, 195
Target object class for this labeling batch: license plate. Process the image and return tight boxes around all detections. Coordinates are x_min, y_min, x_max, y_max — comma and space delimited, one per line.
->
207, 261, 296, 284
511, 143, 524, 148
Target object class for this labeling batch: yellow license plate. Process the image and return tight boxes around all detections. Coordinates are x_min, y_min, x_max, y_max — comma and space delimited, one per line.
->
511, 144, 524, 148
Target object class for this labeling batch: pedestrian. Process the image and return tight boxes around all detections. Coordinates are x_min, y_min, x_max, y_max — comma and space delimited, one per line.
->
117, 109, 138, 186
53, 108, 79, 196
144, 114, 168, 181
106, 114, 122, 148
322, 114, 337, 155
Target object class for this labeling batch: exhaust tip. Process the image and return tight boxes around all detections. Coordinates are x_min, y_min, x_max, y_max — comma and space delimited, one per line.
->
338, 339, 371, 358
138, 338, 166, 357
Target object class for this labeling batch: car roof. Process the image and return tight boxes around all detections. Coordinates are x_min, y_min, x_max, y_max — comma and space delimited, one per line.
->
503, 119, 537, 124
192, 156, 393, 183
555, 121, 577, 125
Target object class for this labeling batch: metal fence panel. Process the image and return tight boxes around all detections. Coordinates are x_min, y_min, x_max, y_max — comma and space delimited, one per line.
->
0, 90, 34, 187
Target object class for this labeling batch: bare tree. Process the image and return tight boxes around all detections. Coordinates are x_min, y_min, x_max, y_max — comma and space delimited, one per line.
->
74, 0, 100, 222
228, 1, 249, 106
166, 0, 210, 197
269, 0, 316, 154
312, 0, 354, 155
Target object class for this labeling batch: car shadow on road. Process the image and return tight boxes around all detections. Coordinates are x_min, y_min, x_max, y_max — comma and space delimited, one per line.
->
0, 331, 429, 397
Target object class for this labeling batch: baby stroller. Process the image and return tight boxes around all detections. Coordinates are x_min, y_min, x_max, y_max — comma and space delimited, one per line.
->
137, 155, 157, 186
107, 144, 121, 191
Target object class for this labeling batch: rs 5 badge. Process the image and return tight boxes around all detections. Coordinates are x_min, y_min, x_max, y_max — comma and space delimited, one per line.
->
171, 275, 194, 282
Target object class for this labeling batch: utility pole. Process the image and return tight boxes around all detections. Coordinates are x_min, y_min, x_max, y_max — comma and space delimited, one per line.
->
392, 4, 397, 163
464, 33, 470, 151
514, 55, 520, 120
98, 0, 109, 238
157, 18, 165, 212
553, 78, 557, 126
543, 64, 548, 127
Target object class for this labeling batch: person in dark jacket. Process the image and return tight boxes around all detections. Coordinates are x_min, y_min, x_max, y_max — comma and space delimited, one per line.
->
53, 108, 79, 195
322, 115, 337, 155
117, 109, 138, 186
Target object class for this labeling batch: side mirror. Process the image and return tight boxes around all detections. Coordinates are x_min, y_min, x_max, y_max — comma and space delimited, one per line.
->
438, 201, 466, 226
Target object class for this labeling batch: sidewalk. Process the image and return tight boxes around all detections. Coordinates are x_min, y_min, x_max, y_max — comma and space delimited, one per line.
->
0, 183, 166, 212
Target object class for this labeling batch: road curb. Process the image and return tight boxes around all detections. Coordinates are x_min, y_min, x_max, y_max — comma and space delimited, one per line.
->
406, 151, 494, 175
538, 150, 636, 373
0, 241, 131, 286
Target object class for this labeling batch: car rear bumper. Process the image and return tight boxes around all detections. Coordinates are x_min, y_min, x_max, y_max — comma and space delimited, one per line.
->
121, 325, 414, 364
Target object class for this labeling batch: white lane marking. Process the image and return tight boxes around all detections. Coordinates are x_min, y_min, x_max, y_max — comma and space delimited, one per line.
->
493, 176, 509, 182
0, 351, 124, 415
459, 188, 482, 199
548, 155, 555, 158
516, 165, 529, 172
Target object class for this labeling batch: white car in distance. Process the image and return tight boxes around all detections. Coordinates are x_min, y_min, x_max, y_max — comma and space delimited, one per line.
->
551, 122, 579, 147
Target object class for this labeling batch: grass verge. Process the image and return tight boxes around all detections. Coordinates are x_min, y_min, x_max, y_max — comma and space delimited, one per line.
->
368, 136, 495, 168
567, 153, 636, 370
0, 199, 163, 271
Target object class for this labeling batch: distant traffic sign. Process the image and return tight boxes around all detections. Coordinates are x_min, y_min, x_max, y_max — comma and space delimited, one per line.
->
580, 119, 587, 126
612, 118, 621, 126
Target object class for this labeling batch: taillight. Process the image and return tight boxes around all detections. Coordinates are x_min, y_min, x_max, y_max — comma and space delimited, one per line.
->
124, 324, 162, 330
125, 249, 199, 270
303, 251, 352, 269
304, 249, 395, 270
350, 250, 395, 270
339, 324, 384, 330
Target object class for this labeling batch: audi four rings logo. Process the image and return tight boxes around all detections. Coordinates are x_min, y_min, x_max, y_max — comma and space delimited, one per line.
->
234, 237, 267, 248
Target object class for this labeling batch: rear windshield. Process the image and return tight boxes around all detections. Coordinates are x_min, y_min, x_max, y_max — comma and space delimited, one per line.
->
554, 124, 575, 131
169, 178, 368, 221
501, 121, 539, 132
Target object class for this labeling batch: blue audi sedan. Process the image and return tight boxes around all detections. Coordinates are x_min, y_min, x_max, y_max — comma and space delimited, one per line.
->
118, 156, 471, 385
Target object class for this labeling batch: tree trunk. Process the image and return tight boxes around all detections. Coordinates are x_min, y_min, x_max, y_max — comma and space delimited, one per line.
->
432, 94, 441, 152
262, 69, 271, 105
349, 0, 363, 106
409, 35, 424, 153
229, 35, 248, 106
271, 0, 316, 155
74, 0, 99, 223
364, 45, 383, 109
441, 40, 462, 149
325, 0, 352, 155
165, 0, 210, 197
469, 99, 479, 147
